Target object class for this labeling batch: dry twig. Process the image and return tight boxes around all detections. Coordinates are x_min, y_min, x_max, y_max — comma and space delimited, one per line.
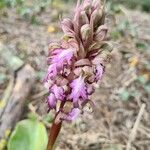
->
126, 103, 146, 150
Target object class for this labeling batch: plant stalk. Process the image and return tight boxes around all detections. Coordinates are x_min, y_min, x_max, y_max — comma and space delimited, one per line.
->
46, 119, 62, 150
47, 102, 65, 150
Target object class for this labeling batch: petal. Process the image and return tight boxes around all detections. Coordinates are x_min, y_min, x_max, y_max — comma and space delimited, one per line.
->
66, 108, 81, 121
74, 59, 91, 67
52, 48, 75, 67
87, 84, 95, 95
55, 75, 69, 86
44, 79, 53, 89
47, 93, 57, 109
55, 108, 81, 123
69, 76, 88, 102
51, 85, 65, 100
48, 64, 57, 76
95, 64, 104, 81
94, 25, 108, 42
61, 18, 75, 37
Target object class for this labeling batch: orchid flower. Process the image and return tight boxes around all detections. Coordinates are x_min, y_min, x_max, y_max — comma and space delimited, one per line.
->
44, 1, 111, 149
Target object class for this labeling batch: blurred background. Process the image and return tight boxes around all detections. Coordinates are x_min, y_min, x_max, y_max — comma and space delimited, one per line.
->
0, 0, 150, 150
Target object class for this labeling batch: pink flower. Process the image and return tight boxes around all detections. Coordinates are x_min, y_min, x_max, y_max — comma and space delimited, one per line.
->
44, 0, 110, 121
51, 48, 75, 68
55, 108, 81, 122
44, 79, 53, 90
69, 76, 88, 103
47, 93, 57, 109
95, 64, 104, 81
47, 63, 57, 78
65, 108, 81, 121
51, 85, 65, 101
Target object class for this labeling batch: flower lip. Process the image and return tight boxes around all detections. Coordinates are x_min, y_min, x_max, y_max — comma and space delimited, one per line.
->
69, 76, 88, 103
95, 64, 104, 81
51, 84, 65, 101
51, 48, 75, 66
64, 108, 81, 121
47, 63, 58, 77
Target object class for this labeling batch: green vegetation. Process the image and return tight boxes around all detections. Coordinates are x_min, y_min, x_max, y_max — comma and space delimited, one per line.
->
8, 119, 48, 150
107, 0, 150, 12
0, 0, 52, 23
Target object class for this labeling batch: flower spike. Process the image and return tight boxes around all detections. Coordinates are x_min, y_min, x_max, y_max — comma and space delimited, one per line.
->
44, 0, 111, 121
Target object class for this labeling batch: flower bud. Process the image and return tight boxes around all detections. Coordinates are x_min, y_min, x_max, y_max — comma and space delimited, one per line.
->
80, 24, 91, 41
81, 11, 89, 24
83, 0, 91, 15
48, 42, 60, 51
61, 18, 74, 37
94, 25, 108, 42
75, 59, 91, 67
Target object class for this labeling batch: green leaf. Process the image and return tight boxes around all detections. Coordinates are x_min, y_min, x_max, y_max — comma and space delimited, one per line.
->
8, 119, 48, 150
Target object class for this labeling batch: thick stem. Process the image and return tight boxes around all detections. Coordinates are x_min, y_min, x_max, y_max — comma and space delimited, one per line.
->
46, 119, 62, 150
47, 102, 65, 150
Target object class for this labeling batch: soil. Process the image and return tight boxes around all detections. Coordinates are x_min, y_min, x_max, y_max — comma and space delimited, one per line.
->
0, 4, 150, 150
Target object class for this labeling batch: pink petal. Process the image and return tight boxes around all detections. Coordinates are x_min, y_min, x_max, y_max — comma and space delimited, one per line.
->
51, 85, 65, 100
66, 108, 81, 121
87, 85, 95, 95
69, 76, 88, 103
44, 80, 53, 89
95, 64, 104, 81
47, 93, 57, 109
52, 48, 75, 68
47, 63, 57, 77
61, 18, 75, 37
